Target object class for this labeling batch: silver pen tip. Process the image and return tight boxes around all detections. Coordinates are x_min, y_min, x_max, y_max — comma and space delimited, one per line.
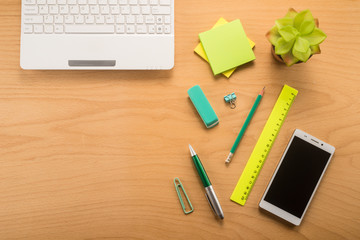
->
189, 144, 196, 157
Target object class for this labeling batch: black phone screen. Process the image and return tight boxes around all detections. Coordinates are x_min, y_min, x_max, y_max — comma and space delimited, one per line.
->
264, 136, 331, 218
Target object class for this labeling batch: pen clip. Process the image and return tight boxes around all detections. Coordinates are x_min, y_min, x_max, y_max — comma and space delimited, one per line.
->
174, 178, 194, 215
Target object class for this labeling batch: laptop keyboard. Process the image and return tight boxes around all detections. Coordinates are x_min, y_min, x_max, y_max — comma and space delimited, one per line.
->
22, 0, 173, 34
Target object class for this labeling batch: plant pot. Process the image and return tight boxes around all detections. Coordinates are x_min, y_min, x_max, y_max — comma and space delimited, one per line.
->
271, 45, 285, 63
270, 45, 313, 65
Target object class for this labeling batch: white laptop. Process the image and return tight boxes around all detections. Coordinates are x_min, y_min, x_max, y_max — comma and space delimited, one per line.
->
20, 0, 174, 70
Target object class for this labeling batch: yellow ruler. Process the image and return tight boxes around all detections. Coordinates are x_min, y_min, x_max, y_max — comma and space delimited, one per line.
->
230, 85, 298, 206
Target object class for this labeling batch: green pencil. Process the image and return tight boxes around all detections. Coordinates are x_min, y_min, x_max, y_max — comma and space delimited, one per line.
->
225, 87, 265, 164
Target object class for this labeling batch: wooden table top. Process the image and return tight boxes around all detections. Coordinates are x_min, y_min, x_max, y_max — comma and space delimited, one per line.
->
0, 0, 359, 239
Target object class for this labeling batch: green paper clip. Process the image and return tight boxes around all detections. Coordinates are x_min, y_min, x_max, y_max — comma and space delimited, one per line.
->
174, 178, 194, 214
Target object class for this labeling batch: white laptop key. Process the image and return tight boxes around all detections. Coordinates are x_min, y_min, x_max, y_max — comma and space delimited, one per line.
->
156, 25, 163, 34
149, 0, 158, 5
105, 15, 115, 23
139, 0, 148, 5
110, 6, 120, 14
131, 6, 140, 14
129, 0, 138, 5
85, 15, 95, 23
126, 15, 135, 23
65, 25, 114, 33
148, 24, 155, 33
44, 15, 53, 23
136, 25, 147, 33
80, 5, 90, 14
116, 25, 125, 33
95, 15, 105, 23
126, 25, 135, 33
160, 0, 170, 5
54, 15, 64, 23
34, 24, 43, 33
75, 15, 85, 23
90, 5, 99, 14
164, 25, 170, 33
136, 15, 144, 23
45, 25, 54, 33
49, 5, 59, 14
152, 6, 170, 15
155, 16, 162, 23
24, 25, 33, 33
39, 5, 48, 14
64, 15, 74, 23
141, 6, 150, 14
59, 5, 69, 14
116, 15, 125, 23
100, 5, 110, 14
24, 5, 39, 14
99, 0, 108, 5
54, 24, 64, 33
121, 6, 130, 14
25, 0, 36, 4
24, 15, 43, 23
70, 5, 79, 14
145, 15, 154, 23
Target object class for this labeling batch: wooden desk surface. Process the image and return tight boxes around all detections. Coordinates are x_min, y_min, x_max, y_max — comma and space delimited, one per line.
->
0, 0, 359, 239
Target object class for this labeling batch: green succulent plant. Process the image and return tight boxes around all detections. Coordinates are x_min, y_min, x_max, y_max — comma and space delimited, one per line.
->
266, 8, 327, 66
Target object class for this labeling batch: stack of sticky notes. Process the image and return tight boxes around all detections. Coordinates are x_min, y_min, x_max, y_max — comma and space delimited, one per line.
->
194, 18, 256, 78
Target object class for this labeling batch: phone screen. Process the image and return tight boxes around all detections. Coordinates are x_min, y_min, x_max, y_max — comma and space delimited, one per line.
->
263, 136, 331, 218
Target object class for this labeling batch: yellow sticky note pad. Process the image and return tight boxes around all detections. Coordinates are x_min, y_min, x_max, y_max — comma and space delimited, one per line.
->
197, 19, 256, 76
195, 18, 255, 78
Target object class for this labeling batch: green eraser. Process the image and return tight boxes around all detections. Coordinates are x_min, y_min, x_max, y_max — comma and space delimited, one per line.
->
188, 85, 219, 128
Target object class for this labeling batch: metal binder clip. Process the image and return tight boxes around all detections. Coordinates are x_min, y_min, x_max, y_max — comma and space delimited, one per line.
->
174, 178, 194, 214
224, 92, 237, 109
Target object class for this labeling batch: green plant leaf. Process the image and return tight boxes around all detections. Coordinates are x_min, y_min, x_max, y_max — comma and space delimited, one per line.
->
310, 44, 321, 54
285, 8, 298, 19
275, 38, 295, 55
299, 20, 315, 35
294, 37, 310, 53
266, 25, 281, 45
275, 17, 294, 29
293, 46, 312, 62
293, 9, 314, 30
302, 28, 327, 46
279, 26, 299, 42
281, 51, 300, 66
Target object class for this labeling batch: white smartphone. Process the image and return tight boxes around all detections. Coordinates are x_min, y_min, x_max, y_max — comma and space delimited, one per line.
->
259, 129, 335, 226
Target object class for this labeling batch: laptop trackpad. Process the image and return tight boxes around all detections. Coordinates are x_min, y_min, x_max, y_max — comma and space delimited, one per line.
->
68, 60, 116, 67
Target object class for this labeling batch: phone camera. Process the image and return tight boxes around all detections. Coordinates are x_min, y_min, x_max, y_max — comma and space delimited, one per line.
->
321, 143, 323, 146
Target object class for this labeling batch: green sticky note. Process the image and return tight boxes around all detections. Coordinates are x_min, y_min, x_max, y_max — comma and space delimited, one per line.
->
199, 19, 256, 75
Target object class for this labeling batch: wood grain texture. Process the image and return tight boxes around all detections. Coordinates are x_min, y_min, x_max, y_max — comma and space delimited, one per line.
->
0, 0, 359, 239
